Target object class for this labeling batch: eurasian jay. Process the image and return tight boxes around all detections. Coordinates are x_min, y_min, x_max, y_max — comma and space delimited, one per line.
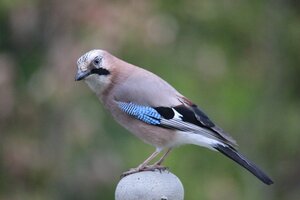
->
75, 49, 273, 185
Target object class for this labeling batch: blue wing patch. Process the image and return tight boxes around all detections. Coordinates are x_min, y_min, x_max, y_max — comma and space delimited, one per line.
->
118, 102, 161, 125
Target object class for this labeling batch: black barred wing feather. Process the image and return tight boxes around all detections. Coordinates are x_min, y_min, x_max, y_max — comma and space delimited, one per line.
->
118, 102, 161, 125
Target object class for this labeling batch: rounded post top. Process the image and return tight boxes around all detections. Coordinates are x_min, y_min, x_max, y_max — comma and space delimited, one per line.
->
115, 170, 184, 200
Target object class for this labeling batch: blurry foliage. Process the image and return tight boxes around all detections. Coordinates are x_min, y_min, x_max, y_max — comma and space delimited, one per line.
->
0, 0, 300, 199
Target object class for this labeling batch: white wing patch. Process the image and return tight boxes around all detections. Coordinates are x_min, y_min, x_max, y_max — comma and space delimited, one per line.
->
172, 108, 182, 120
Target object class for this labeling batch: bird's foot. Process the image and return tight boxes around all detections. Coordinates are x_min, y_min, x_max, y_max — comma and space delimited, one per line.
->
121, 165, 169, 178
121, 167, 141, 178
143, 164, 169, 173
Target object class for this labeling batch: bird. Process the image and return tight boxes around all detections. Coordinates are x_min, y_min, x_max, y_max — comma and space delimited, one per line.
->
75, 49, 273, 185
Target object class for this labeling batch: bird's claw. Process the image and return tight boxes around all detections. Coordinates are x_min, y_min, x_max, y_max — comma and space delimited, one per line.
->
120, 168, 140, 178
143, 165, 169, 173
121, 165, 169, 178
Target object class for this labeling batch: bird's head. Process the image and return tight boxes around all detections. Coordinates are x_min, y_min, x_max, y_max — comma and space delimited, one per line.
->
75, 49, 113, 93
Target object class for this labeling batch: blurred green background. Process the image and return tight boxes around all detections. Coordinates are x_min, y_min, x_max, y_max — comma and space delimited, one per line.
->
1, 0, 300, 199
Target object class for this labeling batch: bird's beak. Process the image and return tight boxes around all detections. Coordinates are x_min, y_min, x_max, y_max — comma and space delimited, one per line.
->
75, 70, 90, 81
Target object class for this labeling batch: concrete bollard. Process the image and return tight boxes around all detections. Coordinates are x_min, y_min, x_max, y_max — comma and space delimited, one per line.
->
115, 170, 184, 200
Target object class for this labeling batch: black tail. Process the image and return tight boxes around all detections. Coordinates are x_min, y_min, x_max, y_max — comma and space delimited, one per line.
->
214, 144, 273, 185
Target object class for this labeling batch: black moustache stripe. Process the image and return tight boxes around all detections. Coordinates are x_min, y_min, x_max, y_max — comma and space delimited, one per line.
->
91, 68, 110, 76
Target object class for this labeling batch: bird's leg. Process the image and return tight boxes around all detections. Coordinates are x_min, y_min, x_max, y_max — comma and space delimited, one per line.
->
137, 150, 160, 169
121, 150, 160, 177
137, 148, 173, 173
154, 148, 172, 166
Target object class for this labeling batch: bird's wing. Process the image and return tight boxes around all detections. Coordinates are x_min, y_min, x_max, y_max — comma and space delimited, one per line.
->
112, 67, 236, 147
117, 100, 237, 147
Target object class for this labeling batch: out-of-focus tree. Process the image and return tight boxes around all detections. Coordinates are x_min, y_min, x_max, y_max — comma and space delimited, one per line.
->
0, 0, 299, 199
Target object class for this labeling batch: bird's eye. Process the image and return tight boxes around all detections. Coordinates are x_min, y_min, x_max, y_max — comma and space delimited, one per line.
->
93, 57, 101, 66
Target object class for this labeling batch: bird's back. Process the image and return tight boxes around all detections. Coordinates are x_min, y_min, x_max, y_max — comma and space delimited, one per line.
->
103, 57, 183, 108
